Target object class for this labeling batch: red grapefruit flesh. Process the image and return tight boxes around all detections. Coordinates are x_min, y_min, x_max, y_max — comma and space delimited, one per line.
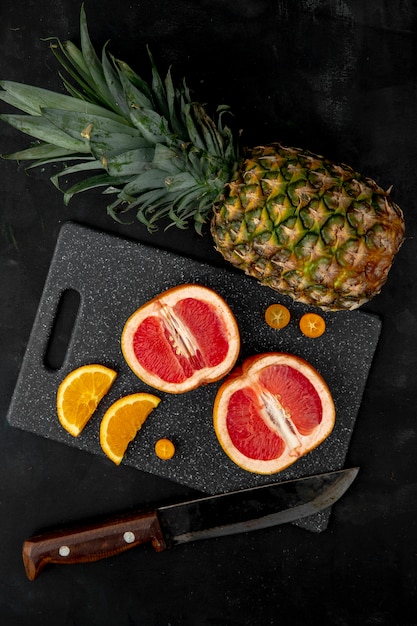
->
121, 284, 240, 394
213, 353, 336, 474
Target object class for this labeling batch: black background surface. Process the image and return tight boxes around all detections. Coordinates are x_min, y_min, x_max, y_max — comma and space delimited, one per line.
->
1, 1, 416, 624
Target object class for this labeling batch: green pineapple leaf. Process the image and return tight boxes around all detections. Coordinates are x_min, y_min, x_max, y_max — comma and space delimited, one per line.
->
0, 80, 131, 124
62, 172, 133, 205
49, 38, 92, 86
89, 132, 151, 160
51, 159, 104, 190
79, 5, 116, 111
0, 114, 89, 152
1, 143, 77, 162
41, 108, 135, 142
147, 47, 169, 121
102, 48, 131, 119
105, 148, 153, 177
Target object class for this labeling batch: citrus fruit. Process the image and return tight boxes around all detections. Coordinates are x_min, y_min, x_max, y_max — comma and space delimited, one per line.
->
213, 353, 335, 474
155, 438, 176, 460
56, 364, 117, 437
100, 393, 161, 465
265, 304, 291, 329
121, 284, 241, 394
299, 312, 326, 338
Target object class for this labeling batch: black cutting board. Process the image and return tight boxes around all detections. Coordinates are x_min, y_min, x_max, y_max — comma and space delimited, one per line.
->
7, 222, 381, 532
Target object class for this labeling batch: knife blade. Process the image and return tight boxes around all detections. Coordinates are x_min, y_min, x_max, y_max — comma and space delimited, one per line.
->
22, 467, 358, 580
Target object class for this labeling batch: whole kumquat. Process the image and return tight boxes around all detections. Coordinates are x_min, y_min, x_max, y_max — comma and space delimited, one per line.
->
155, 438, 176, 460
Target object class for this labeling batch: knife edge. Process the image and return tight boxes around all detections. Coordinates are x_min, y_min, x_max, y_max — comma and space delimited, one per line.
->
158, 467, 359, 545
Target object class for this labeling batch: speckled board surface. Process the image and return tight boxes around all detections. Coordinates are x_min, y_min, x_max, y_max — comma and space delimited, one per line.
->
7, 222, 381, 532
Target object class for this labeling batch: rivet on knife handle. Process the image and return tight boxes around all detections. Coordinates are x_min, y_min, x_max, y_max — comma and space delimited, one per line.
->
22, 510, 166, 581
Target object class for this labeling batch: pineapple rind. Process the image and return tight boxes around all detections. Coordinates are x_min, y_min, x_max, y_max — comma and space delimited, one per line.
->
211, 143, 405, 311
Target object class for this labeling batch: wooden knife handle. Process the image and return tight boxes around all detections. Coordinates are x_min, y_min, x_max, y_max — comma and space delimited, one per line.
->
22, 510, 167, 581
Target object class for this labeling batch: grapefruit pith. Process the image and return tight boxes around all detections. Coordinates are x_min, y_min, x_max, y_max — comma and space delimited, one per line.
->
213, 353, 336, 474
121, 284, 240, 394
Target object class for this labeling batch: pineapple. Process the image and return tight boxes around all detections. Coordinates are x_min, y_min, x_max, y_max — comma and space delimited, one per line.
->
0, 7, 404, 311
211, 144, 404, 309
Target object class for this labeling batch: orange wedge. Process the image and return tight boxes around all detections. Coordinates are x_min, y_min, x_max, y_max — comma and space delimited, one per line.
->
100, 393, 161, 465
57, 364, 117, 437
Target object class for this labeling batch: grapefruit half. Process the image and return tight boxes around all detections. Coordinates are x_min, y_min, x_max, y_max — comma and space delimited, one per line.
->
213, 353, 336, 474
121, 284, 240, 394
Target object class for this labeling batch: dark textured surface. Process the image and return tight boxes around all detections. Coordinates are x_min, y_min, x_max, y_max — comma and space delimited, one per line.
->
7, 222, 380, 528
1, 2, 417, 625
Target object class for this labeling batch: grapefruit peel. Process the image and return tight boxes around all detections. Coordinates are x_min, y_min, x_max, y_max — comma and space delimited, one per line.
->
213, 353, 336, 475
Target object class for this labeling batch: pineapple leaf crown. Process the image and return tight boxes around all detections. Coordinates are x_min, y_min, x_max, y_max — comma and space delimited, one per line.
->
0, 5, 240, 232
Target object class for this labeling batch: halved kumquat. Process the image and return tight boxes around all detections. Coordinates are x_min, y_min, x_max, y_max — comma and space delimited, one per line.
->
265, 304, 291, 329
299, 313, 326, 338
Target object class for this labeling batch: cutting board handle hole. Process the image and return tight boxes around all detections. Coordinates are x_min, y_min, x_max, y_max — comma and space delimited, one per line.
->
44, 288, 81, 371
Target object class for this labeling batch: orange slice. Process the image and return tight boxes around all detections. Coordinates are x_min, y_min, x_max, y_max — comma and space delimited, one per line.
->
265, 304, 291, 329
57, 364, 117, 437
299, 313, 326, 338
100, 393, 161, 465
155, 438, 176, 460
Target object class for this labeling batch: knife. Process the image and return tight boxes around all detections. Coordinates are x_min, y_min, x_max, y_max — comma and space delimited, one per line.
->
22, 467, 358, 580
